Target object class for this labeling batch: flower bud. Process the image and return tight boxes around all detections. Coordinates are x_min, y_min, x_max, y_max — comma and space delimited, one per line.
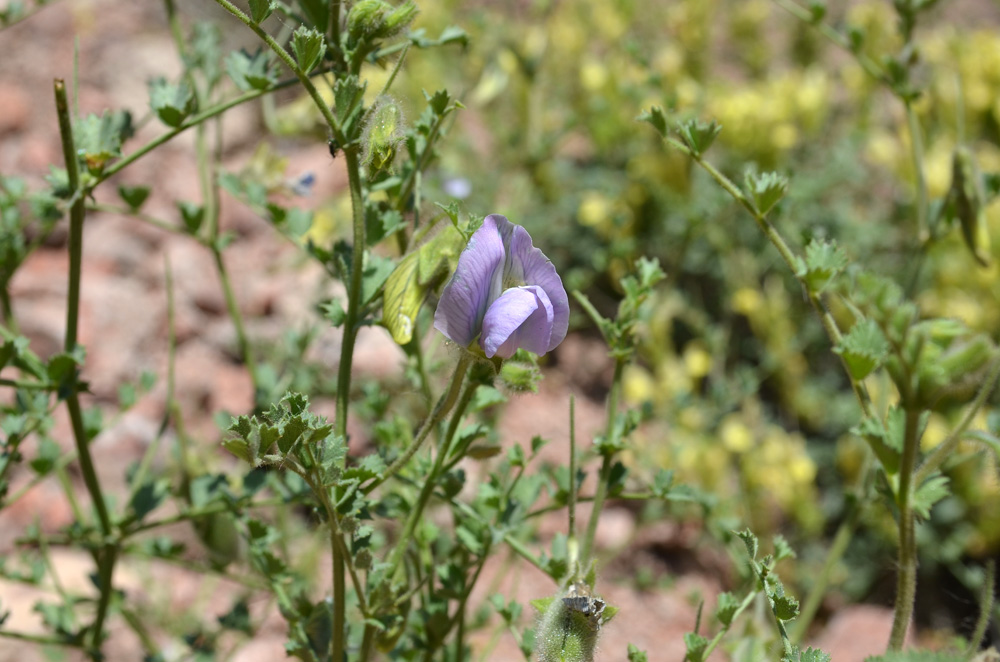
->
533, 582, 615, 662
347, 0, 417, 43
362, 96, 405, 174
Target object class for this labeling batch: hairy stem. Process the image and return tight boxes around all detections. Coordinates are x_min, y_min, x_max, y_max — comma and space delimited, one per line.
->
889, 407, 921, 650
581, 359, 624, 569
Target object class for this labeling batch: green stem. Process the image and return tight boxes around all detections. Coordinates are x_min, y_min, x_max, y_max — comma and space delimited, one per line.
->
334, 144, 368, 441
55, 80, 118, 658
905, 102, 929, 242
889, 407, 921, 650
567, 395, 578, 572
701, 590, 758, 660
915, 357, 1000, 485
0, 288, 18, 334
580, 359, 624, 569
967, 560, 996, 657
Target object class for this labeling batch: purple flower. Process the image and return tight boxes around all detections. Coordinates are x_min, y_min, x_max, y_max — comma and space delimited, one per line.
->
434, 214, 569, 359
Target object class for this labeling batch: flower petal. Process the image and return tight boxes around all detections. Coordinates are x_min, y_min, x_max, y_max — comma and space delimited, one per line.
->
507, 224, 569, 352
481, 285, 555, 359
433, 216, 505, 346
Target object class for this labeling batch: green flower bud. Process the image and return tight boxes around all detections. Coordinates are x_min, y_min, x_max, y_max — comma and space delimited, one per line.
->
363, 96, 405, 174
348, 0, 417, 43
533, 582, 616, 662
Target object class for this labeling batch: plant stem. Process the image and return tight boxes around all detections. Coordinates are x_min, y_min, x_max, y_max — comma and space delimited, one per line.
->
701, 590, 758, 660
905, 102, 929, 242
54, 79, 117, 659
335, 144, 368, 441
967, 560, 996, 657
580, 359, 624, 568
889, 407, 921, 650
567, 395, 578, 572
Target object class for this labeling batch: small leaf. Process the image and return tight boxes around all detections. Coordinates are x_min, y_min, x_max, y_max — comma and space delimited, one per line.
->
773, 594, 800, 621
637, 106, 668, 138
177, 201, 205, 234
684, 632, 709, 662
322, 299, 347, 328
225, 49, 276, 91
745, 170, 789, 216
801, 239, 848, 294
912, 474, 950, 519
292, 26, 326, 74
148, 77, 196, 128
74, 111, 133, 175
714, 592, 739, 626
736, 528, 759, 560
129, 479, 169, 522
29, 438, 61, 476
835, 318, 889, 381
247, 0, 274, 23
628, 644, 649, 662
676, 117, 722, 155
117, 185, 150, 211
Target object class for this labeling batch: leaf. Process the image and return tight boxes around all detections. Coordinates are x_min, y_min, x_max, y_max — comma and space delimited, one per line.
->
177, 201, 205, 234
344, 453, 386, 482
736, 528, 759, 560
247, 0, 274, 23
684, 632, 709, 662
225, 49, 276, 91
773, 594, 800, 621
129, 479, 170, 522
801, 239, 848, 294
835, 318, 889, 381
291, 26, 326, 74
74, 111, 133, 175
745, 170, 789, 216
637, 106, 668, 138
29, 437, 61, 476
148, 77, 196, 128
773, 535, 796, 562
628, 644, 649, 662
714, 591, 739, 626
469, 385, 507, 412
676, 117, 722, 155
912, 474, 950, 519
117, 185, 150, 211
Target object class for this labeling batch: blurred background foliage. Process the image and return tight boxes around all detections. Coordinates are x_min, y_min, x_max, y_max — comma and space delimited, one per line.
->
268, 0, 1000, 625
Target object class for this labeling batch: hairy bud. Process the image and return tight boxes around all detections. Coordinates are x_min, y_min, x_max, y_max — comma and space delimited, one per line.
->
362, 96, 405, 173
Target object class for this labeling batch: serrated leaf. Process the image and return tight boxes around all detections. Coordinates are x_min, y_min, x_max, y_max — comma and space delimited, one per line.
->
800, 648, 832, 662
74, 111, 133, 174
628, 644, 649, 662
714, 591, 739, 626
247, 0, 274, 23
736, 528, 759, 560
638, 106, 668, 138
148, 77, 196, 128
684, 632, 709, 662
292, 26, 326, 74
745, 171, 789, 216
677, 117, 722, 155
225, 49, 276, 91
801, 239, 848, 293
912, 474, 950, 519
773, 535, 796, 562
344, 453, 386, 482
836, 318, 889, 381
773, 594, 799, 621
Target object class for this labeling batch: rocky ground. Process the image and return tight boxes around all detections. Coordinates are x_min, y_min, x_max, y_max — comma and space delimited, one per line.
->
0, 1, 904, 660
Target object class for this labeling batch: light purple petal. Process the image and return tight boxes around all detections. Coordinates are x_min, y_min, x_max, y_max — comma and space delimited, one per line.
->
481, 285, 555, 359
433, 216, 505, 346
507, 224, 569, 352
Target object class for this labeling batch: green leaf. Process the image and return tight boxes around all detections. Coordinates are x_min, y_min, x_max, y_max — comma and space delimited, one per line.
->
801, 239, 848, 293
912, 474, 950, 519
714, 591, 739, 626
773, 594, 799, 621
225, 49, 276, 91
676, 117, 722, 155
177, 201, 205, 234
344, 453, 386, 482
247, 0, 274, 23
800, 648, 832, 662
684, 632, 709, 662
469, 385, 507, 412
321, 299, 347, 328
836, 318, 889, 381
218, 598, 252, 633
117, 185, 150, 211
736, 528, 759, 560
637, 106, 668, 138
745, 170, 789, 216
148, 77, 196, 128
773, 535, 796, 562
292, 26, 326, 74
628, 644, 649, 662
129, 479, 170, 522
29, 437, 61, 476
74, 111, 133, 175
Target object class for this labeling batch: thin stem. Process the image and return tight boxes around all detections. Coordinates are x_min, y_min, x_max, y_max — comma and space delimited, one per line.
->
0, 288, 18, 334
334, 144, 368, 441
86, 202, 186, 236
701, 590, 758, 660
889, 407, 921, 650
567, 394, 578, 572
581, 359, 624, 568
905, 102, 929, 242
967, 560, 996, 657
915, 357, 1000, 485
